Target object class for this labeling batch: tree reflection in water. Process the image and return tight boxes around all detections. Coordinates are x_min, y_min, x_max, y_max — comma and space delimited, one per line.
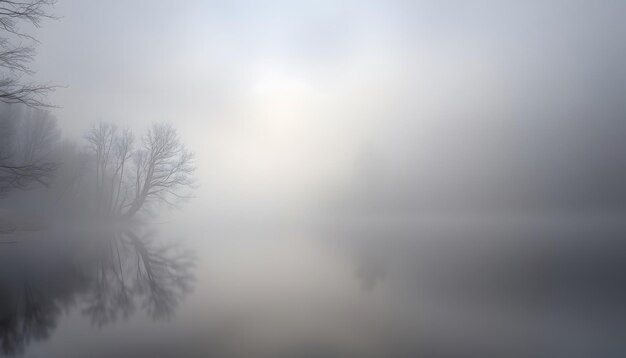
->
0, 228, 195, 355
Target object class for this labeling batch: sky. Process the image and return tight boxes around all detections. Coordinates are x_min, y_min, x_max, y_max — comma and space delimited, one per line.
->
27, 0, 626, 220
4, 3, 626, 356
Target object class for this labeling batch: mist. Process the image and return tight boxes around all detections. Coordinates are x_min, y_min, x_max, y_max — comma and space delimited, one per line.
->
2, 1, 626, 357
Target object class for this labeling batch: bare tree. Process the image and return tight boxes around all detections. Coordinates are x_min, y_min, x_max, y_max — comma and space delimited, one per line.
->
0, 104, 58, 196
107, 129, 134, 214
84, 122, 194, 218
85, 122, 117, 212
0, 162, 56, 194
0, 0, 58, 107
126, 230, 195, 318
0, 227, 195, 355
123, 123, 195, 219
14, 107, 59, 162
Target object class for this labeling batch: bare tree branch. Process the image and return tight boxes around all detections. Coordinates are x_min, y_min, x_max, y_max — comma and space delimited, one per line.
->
0, 0, 58, 108
0, 161, 56, 195
0, 104, 59, 195
83, 122, 195, 218
0, 78, 58, 107
123, 123, 195, 218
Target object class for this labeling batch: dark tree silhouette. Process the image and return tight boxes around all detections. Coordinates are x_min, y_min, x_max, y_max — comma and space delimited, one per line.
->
0, 104, 59, 196
123, 123, 195, 218
0, 0, 58, 107
85, 122, 120, 213
0, 162, 56, 193
82, 230, 194, 324
0, 227, 195, 354
85, 122, 195, 218
110, 129, 134, 214
0, 281, 63, 355
126, 230, 195, 319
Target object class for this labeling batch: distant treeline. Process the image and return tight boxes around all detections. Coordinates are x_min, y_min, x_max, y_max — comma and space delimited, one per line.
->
0, 103, 195, 222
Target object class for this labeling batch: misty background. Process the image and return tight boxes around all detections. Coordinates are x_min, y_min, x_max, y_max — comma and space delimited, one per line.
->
2, 1, 626, 357
28, 0, 626, 222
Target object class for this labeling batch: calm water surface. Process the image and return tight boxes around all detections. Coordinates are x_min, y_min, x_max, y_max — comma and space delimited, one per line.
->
2, 215, 626, 357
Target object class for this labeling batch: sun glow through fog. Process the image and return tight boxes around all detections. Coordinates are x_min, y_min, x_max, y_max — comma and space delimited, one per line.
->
211, 66, 325, 201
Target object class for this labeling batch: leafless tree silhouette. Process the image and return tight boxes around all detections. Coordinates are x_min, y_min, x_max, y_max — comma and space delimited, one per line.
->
85, 122, 119, 212
126, 230, 195, 319
0, 105, 59, 196
0, 227, 195, 354
110, 129, 134, 213
84, 122, 195, 218
0, 0, 58, 107
0, 162, 56, 193
123, 123, 195, 218
80, 229, 195, 325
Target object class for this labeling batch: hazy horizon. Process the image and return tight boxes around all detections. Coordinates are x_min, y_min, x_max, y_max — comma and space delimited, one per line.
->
2, 1, 626, 357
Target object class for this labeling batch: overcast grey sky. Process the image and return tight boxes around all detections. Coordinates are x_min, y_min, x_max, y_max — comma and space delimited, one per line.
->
28, 0, 626, 218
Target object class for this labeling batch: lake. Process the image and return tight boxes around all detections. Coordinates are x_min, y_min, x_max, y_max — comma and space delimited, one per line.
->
2, 213, 625, 357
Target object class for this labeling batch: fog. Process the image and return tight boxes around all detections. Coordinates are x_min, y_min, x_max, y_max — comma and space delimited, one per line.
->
2, 1, 626, 357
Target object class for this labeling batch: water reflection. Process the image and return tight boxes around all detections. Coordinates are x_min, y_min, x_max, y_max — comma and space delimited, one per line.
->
4, 219, 626, 357
0, 226, 195, 355
328, 218, 626, 357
